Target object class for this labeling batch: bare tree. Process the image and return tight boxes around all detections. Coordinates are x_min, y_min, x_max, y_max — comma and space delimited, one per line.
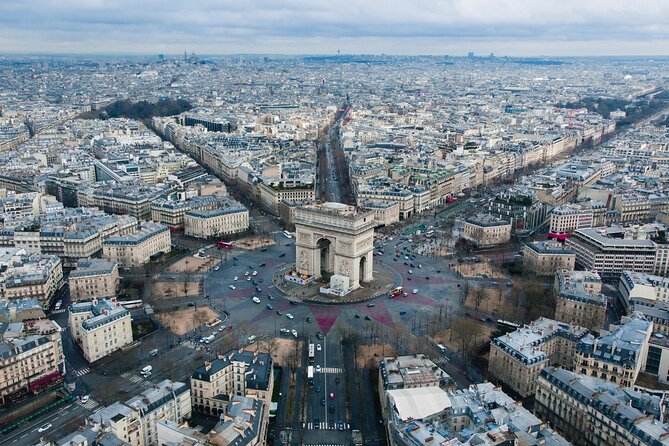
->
286, 340, 301, 382
473, 285, 488, 310
450, 319, 483, 360
461, 280, 470, 304
192, 309, 209, 330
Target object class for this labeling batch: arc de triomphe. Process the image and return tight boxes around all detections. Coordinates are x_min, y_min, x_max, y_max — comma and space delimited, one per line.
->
293, 202, 375, 290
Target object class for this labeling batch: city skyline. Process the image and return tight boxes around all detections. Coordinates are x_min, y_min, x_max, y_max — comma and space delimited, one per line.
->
1, 0, 669, 56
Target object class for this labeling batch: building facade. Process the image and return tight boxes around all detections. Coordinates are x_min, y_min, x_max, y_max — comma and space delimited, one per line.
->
68, 258, 120, 301
102, 222, 171, 267
554, 270, 607, 332
522, 240, 576, 276
462, 214, 512, 248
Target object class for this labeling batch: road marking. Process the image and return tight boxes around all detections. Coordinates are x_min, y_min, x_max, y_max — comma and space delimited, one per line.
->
75, 367, 91, 377
319, 367, 343, 374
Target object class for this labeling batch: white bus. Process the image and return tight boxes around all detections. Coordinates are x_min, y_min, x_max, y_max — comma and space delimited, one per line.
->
307, 365, 314, 384
308, 343, 315, 363
283, 230, 293, 239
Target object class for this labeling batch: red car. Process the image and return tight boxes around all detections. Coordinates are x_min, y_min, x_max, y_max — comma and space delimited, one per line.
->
329, 392, 334, 400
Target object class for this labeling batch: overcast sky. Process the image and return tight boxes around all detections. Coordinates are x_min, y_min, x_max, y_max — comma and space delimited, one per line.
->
1, 0, 668, 56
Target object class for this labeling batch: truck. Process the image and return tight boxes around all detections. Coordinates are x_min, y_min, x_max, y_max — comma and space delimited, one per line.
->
141, 365, 152, 375
201, 335, 215, 344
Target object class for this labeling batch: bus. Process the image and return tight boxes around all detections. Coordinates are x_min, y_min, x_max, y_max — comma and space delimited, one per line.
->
308, 343, 315, 363
283, 230, 293, 239
119, 299, 143, 309
217, 241, 234, 249
496, 319, 520, 334
307, 366, 314, 385
390, 286, 403, 297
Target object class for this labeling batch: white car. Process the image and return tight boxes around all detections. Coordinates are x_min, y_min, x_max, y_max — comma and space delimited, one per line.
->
286, 313, 294, 319
317, 344, 322, 351
214, 266, 220, 271
280, 328, 290, 334
408, 270, 413, 274
247, 277, 251, 281
229, 285, 236, 290
291, 329, 298, 338
38, 423, 52, 433
316, 365, 322, 372
245, 271, 249, 276
252, 296, 261, 304
234, 276, 238, 281
418, 264, 422, 268
80, 395, 90, 403
252, 271, 258, 276
412, 289, 418, 294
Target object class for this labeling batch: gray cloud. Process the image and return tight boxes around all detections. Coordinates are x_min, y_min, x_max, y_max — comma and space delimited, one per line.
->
0, 0, 668, 55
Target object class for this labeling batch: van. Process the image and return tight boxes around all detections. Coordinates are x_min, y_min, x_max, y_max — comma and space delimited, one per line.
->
141, 365, 152, 375
150, 348, 158, 357
437, 344, 446, 352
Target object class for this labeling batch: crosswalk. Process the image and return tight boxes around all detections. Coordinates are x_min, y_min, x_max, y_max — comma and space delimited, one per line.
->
51, 309, 66, 315
75, 367, 91, 377
122, 371, 147, 384
318, 367, 343, 374
432, 357, 449, 365
306, 422, 350, 430
78, 398, 100, 411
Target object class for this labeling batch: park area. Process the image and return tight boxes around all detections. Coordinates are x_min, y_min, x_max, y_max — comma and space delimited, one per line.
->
167, 256, 219, 274
157, 306, 218, 335
431, 320, 493, 354
233, 236, 275, 250
452, 261, 506, 279
152, 280, 202, 300
357, 344, 396, 368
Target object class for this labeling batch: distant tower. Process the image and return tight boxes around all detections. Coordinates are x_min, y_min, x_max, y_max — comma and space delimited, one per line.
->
184, 51, 187, 62
467, 52, 475, 59
337, 49, 341, 57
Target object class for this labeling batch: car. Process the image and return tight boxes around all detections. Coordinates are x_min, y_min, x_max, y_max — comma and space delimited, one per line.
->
315, 384, 321, 392
365, 315, 372, 321
266, 303, 273, 310
321, 398, 326, 406
233, 256, 239, 260
233, 276, 238, 281
268, 295, 274, 300
280, 328, 290, 334
252, 296, 261, 303
335, 377, 340, 384
38, 423, 52, 432
402, 292, 408, 297
252, 271, 258, 276
404, 256, 409, 260
259, 262, 266, 267
314, 418, 320, 429
229, 285, 236, 290
286, 313, 294, 319
81, 395, 90, 403
290, 300, 297, 305
354, 314, 360, 318
330, 392, 334, 400
329, 404, 335, 413
407, 276, 412, 280
247, 277, 251, 281
436, 269, 441, 273
367, 303, 375, 307
426, 276, 430, 280
317, 344, 322, 351
410, 263, 415, 267
306, 317, 312, 323
291, 329, 298, 338
412, 289, 418, 294
403, 261, 408, 265
338, 421, 345, 431
418, 264, 422, 268
245, 271, 249, 276
276, 310, 283, 315
399, 310, 407, 315
214, 266, 220, 271
408, 269, 413, 274
316, 365, 321, 372
223, 310, 230, 316
279, 252, 286, 257
187, 302, 195, 307
261, 248, 267, 251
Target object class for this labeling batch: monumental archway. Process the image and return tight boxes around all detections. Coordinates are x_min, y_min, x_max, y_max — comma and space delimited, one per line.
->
294, 202, 375, 290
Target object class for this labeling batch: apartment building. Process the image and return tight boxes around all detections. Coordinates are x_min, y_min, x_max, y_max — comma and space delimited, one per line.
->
183, 204, 249, 239
535, 366, 669, 446
522, 240, 576, 276
191, 349, 273, 414
379, 355, 455, 391
258, 182, 315, 215
565, 226, 667, 277
360, 200, 400, 227
619, 270, 669, 312
554, 270, 607, 332
548, 200, 607, 237
575, 314, 652, 388
0, 319, 64, 406
486, 189, 549, 236
102, 222, 171, 267
89, 380, 191, 446
488, 317, 588, 398
0, 247, 63, 308
68, 298, 133, 363
462, 213, 511, 248
68, 258, 119, 301
150, 194, 223, 228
